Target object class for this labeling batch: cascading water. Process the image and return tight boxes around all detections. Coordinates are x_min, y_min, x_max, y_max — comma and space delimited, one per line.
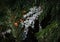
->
20, 6, 43, 41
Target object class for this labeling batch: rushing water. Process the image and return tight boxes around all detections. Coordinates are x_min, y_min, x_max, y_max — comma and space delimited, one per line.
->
21, 6, 43, 40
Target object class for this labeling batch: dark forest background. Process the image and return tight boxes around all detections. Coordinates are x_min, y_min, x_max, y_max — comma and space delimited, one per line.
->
0, 0, 60, 42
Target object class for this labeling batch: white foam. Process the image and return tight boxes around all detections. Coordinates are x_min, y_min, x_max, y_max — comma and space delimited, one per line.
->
21, 6, 43, 40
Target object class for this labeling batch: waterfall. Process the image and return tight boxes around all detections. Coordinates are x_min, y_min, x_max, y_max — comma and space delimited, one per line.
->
21, 6, 43, 40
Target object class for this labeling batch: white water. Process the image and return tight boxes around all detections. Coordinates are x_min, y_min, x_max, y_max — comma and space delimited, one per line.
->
21, 6, 43, 40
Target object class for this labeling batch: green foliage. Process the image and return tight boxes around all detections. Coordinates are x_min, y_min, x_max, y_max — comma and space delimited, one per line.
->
36, 0, 60, 42
0, 0, 60, 42
36, 20, 59, 42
